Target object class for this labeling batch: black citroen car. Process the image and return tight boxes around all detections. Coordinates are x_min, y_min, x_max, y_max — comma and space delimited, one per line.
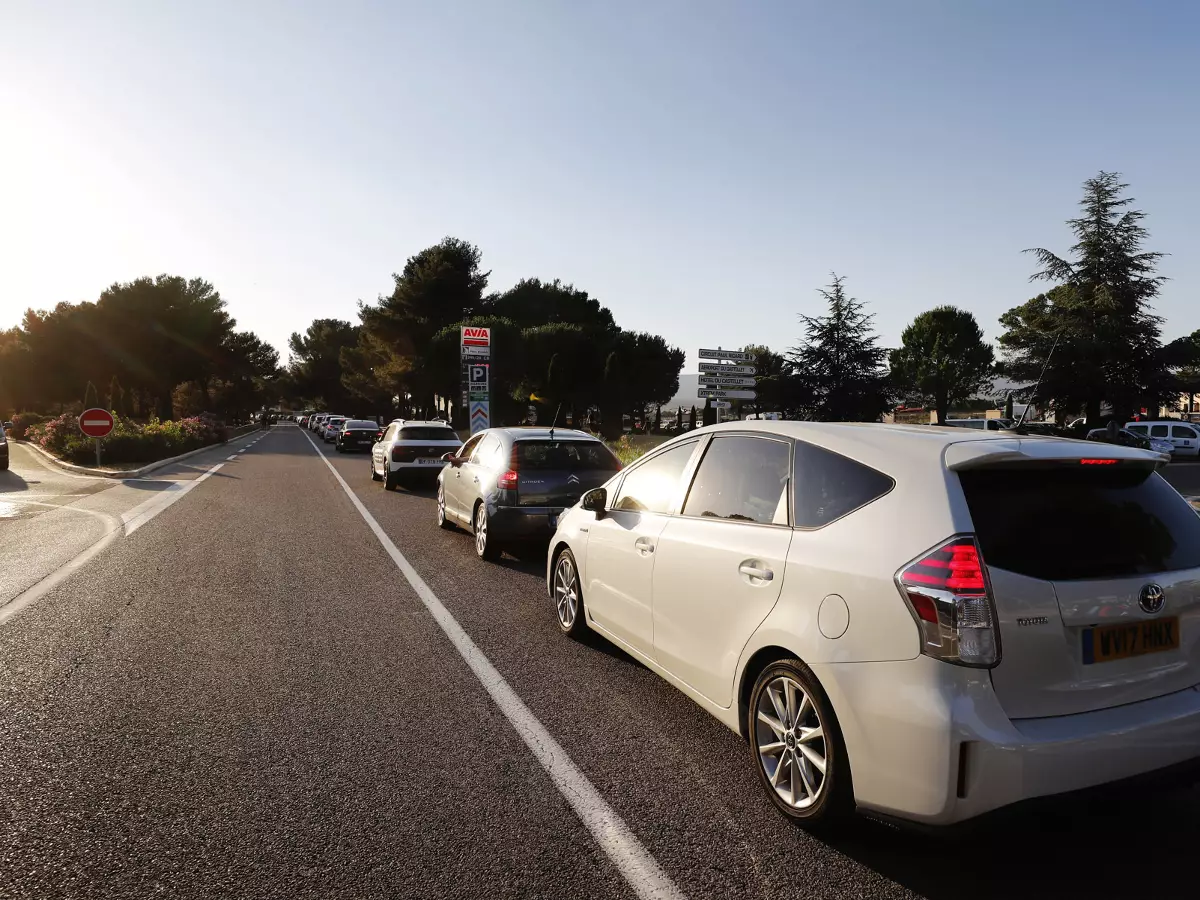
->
436, 427, 621, 560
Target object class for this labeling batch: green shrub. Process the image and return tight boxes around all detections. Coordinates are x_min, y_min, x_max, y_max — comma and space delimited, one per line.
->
27, 412, 226, 466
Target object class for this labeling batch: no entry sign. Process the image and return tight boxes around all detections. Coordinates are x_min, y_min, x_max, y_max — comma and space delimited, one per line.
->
79, 408, 114, 438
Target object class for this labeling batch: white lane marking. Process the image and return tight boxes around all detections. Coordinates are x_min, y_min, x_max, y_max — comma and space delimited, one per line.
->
120, 463, 224, 536
300, 430, 686, 900
0, 507, 123, 626
228, 455, 238, 461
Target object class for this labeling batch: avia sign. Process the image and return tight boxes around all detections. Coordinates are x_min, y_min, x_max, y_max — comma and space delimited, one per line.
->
461, 326, 491, 348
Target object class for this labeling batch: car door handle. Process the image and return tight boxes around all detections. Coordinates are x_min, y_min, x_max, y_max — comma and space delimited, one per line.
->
634, 537, 655, 556
739, 563, 774, 582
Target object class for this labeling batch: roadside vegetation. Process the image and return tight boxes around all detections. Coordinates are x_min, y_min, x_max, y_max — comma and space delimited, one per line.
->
26, 413, 227, 466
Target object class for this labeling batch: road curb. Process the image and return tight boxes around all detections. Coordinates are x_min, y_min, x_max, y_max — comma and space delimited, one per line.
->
16, 430, 262, 479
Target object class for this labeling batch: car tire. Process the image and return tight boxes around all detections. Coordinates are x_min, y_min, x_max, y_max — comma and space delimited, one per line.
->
551, 548, 587, 638
436, 482, 455, 530
0, 458, 7, 472
748, 659, 852, 830
371, 458, 383, 482
384, 467, 398, 491
473, 502, 500, 561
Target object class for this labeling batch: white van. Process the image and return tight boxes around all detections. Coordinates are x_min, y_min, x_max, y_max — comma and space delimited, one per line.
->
1126, 421, 1200, 457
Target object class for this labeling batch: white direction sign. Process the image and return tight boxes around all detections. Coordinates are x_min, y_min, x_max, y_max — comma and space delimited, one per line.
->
698, 362, 756, 375
699, 387, 757, 400
699, 374, 757, 387
711, 401, 732, 409
698, 348, 753, 362
461, 345, 490, 357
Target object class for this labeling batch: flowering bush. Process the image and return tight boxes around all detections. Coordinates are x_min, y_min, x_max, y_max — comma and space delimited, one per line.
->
7, 412, 45, 441
26, 413, 227, 466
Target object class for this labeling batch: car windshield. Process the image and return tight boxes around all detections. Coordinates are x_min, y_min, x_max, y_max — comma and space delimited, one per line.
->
514, 440, 621, 471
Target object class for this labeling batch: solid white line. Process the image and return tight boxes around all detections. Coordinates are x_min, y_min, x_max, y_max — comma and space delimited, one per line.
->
299, 430, 686, 900
228, 455, 238, 461
0, 509, 122, 626
120, 463, 224, 535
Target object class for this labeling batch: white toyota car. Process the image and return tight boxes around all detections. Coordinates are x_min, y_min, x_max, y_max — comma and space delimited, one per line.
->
546, 421, 1200, 827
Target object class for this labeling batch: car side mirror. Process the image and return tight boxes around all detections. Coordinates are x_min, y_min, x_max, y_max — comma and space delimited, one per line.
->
581, 487, 607, 518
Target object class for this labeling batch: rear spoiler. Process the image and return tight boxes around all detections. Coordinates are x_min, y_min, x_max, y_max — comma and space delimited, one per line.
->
943, 438, 1168, 472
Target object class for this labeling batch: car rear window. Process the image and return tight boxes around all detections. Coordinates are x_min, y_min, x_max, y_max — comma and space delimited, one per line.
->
514, 440, 620, 471
345, 421, 379, 429
793, 440, 894, 528
399, 426, 460, 441
959, 465, 1200, 581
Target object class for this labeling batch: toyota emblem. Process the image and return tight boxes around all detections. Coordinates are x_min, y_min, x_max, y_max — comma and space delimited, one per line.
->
1138, 583, 1166, 615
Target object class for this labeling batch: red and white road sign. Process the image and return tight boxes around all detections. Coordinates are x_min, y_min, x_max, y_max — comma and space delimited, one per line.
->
461, 326, 491, 348
78, 408, 114, 438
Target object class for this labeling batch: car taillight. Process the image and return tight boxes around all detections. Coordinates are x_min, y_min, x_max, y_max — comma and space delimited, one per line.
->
497, 445, 520, 490
1080, 459, 1118, 465
392, 446, 415, 462
896, 536, 998, 668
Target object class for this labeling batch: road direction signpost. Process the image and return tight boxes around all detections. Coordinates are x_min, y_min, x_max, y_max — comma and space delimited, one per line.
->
698, 387, 758, 400
462, 327, 492, 433
698, 348, 753, 362
698, 348, 757, 422
78, 407, 114, 468
698, 362, 756, 376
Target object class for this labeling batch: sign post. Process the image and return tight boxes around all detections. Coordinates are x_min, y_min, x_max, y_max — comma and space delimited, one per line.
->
78, 408, 115, 468
461, 326, 492, 434
697, 348, 757, 423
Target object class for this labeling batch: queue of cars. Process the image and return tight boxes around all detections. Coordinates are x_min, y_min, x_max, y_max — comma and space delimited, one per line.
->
304, 411, 1200, 830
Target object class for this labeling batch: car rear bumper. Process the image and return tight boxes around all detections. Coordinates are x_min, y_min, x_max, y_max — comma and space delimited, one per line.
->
815, 655, 1200, 825
489, 506, 564, 540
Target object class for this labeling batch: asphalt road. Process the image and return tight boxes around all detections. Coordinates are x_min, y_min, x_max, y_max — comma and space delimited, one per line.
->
3, 425, 1199, 899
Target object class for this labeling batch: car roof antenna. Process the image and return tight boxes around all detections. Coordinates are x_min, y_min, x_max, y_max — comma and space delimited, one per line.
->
549, 402, 561, 440
1015, 331, 1060, 430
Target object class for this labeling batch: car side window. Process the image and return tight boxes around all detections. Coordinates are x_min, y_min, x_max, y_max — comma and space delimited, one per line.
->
1128, 424, 1148, 434
382, 424, 399, 442
681, 436, 791, 525
472, 434, 502, 467
613, 441, 697, 514
1172, 426, 1196, 439
1150, 424, 1168, 437
793, 440, 895, 529
458, 433, 484, 459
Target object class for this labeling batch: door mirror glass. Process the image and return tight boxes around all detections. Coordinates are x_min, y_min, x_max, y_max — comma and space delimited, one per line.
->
581, 487, 607, 517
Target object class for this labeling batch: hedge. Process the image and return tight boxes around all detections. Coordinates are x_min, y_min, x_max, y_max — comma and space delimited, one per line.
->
26, 413, 228, 465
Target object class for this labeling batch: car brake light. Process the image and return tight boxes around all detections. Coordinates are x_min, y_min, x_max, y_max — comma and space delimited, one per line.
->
1080, 459, 1118, 465
896, 536, 998, 668
498, 470, 518, 490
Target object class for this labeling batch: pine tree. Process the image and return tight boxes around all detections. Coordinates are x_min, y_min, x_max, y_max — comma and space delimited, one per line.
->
1002, 172, 1165, 424
789, 274, 888, 421
689, 405, 697, 430
83, 380, 99, 410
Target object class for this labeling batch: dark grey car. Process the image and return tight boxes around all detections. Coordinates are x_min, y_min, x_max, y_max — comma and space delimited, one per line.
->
436, 427, 622, 560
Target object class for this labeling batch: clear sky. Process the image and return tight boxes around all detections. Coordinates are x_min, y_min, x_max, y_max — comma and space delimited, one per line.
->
2, 1, 1197, 372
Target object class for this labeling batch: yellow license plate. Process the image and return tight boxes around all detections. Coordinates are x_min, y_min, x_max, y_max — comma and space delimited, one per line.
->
1082, 617, 1179, 664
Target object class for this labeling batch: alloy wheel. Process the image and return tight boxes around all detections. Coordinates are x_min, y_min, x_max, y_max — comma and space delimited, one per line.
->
553, 555, 579, 629
475, 506, 487, 556
754, 675, 828, 810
